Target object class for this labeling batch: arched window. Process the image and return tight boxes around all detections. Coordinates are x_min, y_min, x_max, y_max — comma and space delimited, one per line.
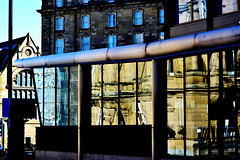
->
107, 13, 116, 27
81, 14, 90, 29
81, 37, 90, 51
108, 35, 117, 48
56, 17, 64, 31
133, 10, 143, 25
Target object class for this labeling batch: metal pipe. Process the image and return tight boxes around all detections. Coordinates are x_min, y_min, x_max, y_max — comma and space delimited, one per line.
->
13, 25, 240, 68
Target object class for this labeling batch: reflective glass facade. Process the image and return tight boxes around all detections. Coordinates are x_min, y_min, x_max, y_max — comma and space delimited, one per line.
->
34, 66, 78, 126
91, 62, 152, 126
33, 46, 240, 158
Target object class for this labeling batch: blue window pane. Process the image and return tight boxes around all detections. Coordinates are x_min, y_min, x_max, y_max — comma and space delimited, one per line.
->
108, 14, 116, 27
82, 37, 90, 51
56, 39, 64, 54
159, 32, 164, 41
108, 35, 116, 48
82, 15, 90, 29
56, 18, 63, 31
82, 0, 88, 3
134, 11, 143, 25
159, 9, 164, 23
134, 33, 144, 44
56, 0, 62, 7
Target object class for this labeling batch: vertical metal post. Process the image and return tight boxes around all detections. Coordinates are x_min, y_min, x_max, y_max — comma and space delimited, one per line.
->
8, 0, 13, 98
152, 59, 167, 160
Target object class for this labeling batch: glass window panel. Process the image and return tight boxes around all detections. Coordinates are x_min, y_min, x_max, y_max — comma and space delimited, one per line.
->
134, 33, 144, 44
186, 91, 208, 156
82, 15, 90, 29
223, 50, 235, 88
22, 72, 26, 86
34, 68, 44, 125
138, 61, 152, 125
82, 37, 90, 51
134, 11, 143, 25
17, 73, 21, 86
56, 17, 63, 31
179, 0, 191, 23
44, 68, 56, 126
92, 100, 102, 125
159, 9, 164, 23
103, 64, 118, 125
27, 73, 31, 87
82, 0, 88, 3
167, 93, 184, 156
56, 67, 68, 126
120, 63, 136, 125
56, 39, 64, 54
167, 58, 184, 90
193, 0, 206, 21
185, 55, 208, 90
27, 91, 31, 99
210, 52, 220, 89
103, 98, 118, 125
159, 32, 164, 41
91, 65, 102, 125
108, 35, 116, 48
56, 0, 62, 7
222, 0, 238, 14
108, 14, 116, 27
70, 66, 78, 126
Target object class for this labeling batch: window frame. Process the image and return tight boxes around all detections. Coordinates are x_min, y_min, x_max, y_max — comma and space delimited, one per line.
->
81, 14, 90, 29
107, 12, 116, 28
55, 39, 64, 54
81, 36, 90, 51
134, 33, 144, 44
159, 7, 164, 24
178, 0, 207, 24
133, 9, 143, 26
56, 0, 63, 7
108, 35, 117, 48
56, 17, 64, 31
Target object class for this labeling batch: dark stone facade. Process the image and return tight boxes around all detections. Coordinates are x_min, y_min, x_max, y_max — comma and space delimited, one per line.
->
38, 0, 164, 55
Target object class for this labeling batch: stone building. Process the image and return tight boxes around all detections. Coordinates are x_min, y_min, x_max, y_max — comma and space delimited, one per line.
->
14, 0, 240, 160
0, 33, 41, 151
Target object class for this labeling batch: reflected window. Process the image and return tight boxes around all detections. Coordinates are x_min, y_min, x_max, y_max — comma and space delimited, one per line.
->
56, 67, 68, 126
70, 66, 78, 126
81, 37, 90, 51
108, 35, 117, 48
81, 15, 90, 29
56, 39, 64, 54
133, 10, 143, 25
134, 33, 144, 44
91, 62, 152, 126
108, 13, 116, 27
178, 0, 206, 23
56, 17, 64, 31
222, 0, 238, 14
108, 0, 115, 2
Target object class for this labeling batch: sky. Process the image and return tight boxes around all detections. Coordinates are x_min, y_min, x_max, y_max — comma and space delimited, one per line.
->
0, 0, 41, 49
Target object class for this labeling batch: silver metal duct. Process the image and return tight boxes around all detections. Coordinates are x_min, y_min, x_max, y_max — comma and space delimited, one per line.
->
14, 25, 240, 68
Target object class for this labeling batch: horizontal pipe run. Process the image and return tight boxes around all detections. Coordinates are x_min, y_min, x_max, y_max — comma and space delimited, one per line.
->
13, 25, 240, 68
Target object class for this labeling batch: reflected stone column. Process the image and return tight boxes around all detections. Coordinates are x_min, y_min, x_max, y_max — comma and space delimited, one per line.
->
152, 59, 167, 160
78, 64, 91, 160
